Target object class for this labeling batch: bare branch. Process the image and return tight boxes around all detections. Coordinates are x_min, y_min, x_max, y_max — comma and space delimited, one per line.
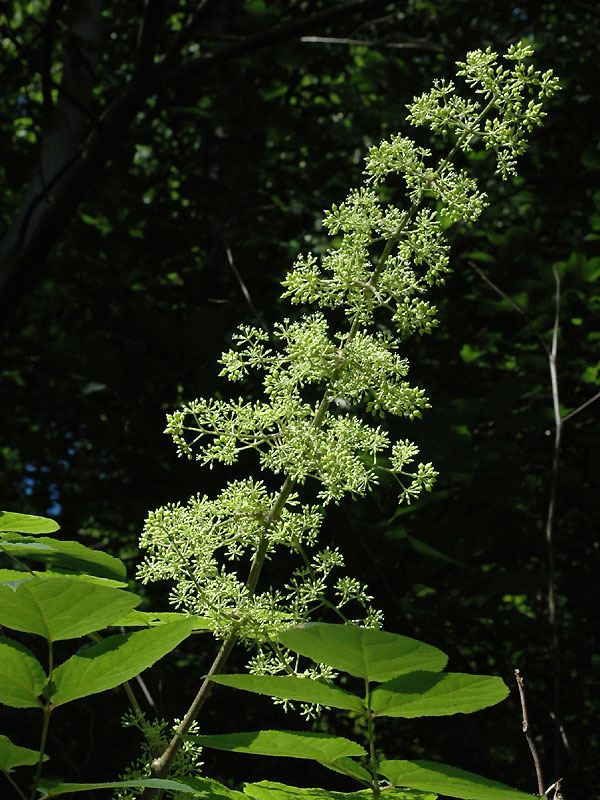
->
225, 246, 270, 333
300, 35, 445, 52
514, 669, 545, 796
167, 0, 391, 80
561, 389, 600, 423
469, 262, 549, 354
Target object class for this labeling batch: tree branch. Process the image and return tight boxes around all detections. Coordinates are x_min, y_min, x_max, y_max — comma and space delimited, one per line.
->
300, 35, 445, 52
165, 0, 391, 80
0, 0, 392, 322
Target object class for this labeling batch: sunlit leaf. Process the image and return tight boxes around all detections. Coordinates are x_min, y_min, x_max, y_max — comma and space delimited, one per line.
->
0, 511, 59, 534
37, 777, 206, 797
244, 780, 436, 800
49, 618, 193, 705
0, 577, 140, 640
209, 674, 363, 711
188, 730, 366, 763
279, 624, 447, 682
110, 609, 211, 630
371, 672, 509, 717
0, 536, 126, 581
379, 760, 540, 800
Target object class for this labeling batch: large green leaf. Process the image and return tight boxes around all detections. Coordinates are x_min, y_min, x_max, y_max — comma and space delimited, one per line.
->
0, 569, 127, 590
370, 672, 509, 717
378, 760, 540, 800
37, 777, 206, 797
0, 511, 59, 534
188, 730, 366, 763
0, 536, 126, 581
0, 636, 46, 708
278, 625, 447, 682
49, 618, 194, 705
110, 609, 211, 629
0, 577, 140, 640
209, 674, 363, 711
0, 734, 47, 770
244, 781, 436, 800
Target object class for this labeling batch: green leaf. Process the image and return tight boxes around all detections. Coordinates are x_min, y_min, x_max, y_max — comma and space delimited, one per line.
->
370, 672, 509, 717
0, 577, 140, 640
0, 734, 47, 770
188, 730, 366, 763
379, 760, 540, 800
278, 624, 447, 682
320, 757, 372, 784
244, 781, 435, 800
209, 674, 363, 711
0, 569, 126, 590
110, 609, 211, 629
0, 511, 59, 534
49, 618, 194, 706
0, 569, 33, 589
0, 536, 126, 581
37, 777, 206, 797
0, 636, 46, 708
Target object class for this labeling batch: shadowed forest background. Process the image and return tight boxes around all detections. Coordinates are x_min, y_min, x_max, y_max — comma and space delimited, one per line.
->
1, 1, 598, 797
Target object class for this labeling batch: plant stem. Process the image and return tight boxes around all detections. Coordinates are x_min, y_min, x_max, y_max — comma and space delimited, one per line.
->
364, 679, 380, 798
3, 770, 28, 800
30, 640, 54, 799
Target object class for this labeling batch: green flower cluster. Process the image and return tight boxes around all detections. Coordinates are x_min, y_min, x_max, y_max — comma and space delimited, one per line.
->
138, 44, 559, 649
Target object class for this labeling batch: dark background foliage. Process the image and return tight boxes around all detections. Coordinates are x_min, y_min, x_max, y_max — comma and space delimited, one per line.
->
1, 1, 598, 797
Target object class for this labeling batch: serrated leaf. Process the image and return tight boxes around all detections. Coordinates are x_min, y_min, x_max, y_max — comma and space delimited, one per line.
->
0, 511, 59, 534
111, 609, 211, 629
279, 624, 447, 682
244, 781, 435, 800
0, 636, 46, 707
49, 618, 193, 705
37, 777, 206, 797
0, 577, 140, 640
0, 536, 126, 581
0, 734, 47, 770
210, 674, 363, 711
370, 672, 509, 717
188, 730, 366, 763
379, 760, 539, 800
